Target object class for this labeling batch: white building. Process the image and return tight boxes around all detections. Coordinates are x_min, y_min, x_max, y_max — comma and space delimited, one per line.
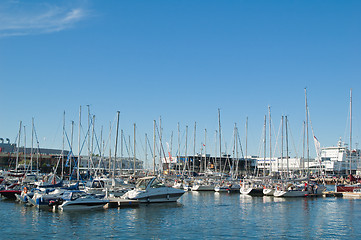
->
317, 139, 359, 174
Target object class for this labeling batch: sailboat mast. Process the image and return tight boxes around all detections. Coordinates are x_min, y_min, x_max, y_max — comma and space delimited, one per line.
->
77, 106, 81, 181
285, 116, 289, 178
245, 117, 248, 174
263, 115, 266, 177
269, 106, 272, 174
204, 129, 207, 173
113, 112, 120, 178
91, 115, 95, 177
24, 126, 26, 173
16, 121, 22, 172
159, 117, 162, 174
121, 129, 123, 173
281, 116, 284, 177
87, 105, 90, 174
218, 108, 222, 174
177, 122, 180, 175
61, 111, 65, 180
185, 125, 188, 175
193, 122, 196, 173
133, 123, 136, 176
350, 88, 352, 175
153, 120, 156, 175
305, 88, 310, 176
31, 118, 34, 174
70, 121, 74, 177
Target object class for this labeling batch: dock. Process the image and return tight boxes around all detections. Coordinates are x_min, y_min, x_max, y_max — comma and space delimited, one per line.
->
323, 191, 343, 197
105, 197, 140, 209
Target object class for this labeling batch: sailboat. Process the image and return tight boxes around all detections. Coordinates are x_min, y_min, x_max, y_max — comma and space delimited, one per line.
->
335, 89, 360, 193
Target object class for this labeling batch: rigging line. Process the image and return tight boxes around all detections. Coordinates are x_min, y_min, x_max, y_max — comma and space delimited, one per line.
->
273, 118, 282, 158
146, 134, 154, 159
236, 129, 245, 158
102, 115, 117, 156
122, 132, 131, 158
155, 121, 169, 171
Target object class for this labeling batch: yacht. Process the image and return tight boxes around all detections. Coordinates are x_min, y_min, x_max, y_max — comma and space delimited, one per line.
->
122, 176, 185, 203
56, 190, 109, 211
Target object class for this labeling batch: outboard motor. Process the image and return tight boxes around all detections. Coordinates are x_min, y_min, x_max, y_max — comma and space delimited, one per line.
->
49, 198, 64, 207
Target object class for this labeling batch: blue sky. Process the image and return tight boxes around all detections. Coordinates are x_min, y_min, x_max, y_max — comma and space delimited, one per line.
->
0, 0, 360, 165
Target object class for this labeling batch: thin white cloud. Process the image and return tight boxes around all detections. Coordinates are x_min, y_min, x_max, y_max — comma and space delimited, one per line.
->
0, 1, 88, 38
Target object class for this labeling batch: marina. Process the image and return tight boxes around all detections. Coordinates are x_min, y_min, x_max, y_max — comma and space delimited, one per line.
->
1, 188, 361, 239
1, 0, 361, 239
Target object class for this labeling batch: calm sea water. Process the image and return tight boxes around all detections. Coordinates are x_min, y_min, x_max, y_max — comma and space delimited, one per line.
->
2, 191, 361, 239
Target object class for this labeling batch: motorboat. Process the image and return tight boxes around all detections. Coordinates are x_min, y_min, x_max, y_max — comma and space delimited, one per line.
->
0, 183, 22, 199
122, 176, 185, 203
55, 190, 109, 211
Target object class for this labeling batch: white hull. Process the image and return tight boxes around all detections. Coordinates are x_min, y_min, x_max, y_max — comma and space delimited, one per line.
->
263, 188, 275, 196
59, 202, 107, 210
273, 190, 307, 197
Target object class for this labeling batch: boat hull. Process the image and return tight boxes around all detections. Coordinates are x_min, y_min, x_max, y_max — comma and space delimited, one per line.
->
240, 187, 264, 196
273, 190, 307, 197
263, 188, 275, 196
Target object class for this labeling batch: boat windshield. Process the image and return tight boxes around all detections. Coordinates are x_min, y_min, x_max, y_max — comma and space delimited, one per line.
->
136, 178, 152, 190
150, 179, 165, 188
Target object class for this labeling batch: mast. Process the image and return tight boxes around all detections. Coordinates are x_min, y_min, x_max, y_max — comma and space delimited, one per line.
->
305, 88, 310, 177
350, 88, 352, 175
121, 129, 123, 174
16, 121, 22, 172
269, 106, 272, 174
281, 116, 284, 177
263, 115, 266, 177
193, 122, 196, 173
87, 105, 90, 165
70, 121, 74, 178
23, 125, 26, 173
61, 111, 65, 179
245, 117, 248, 174
133, 123, 136, 176
185, 125, 188, 175
204, 129, 207, 173
159, 116, 162, 174
285, 116, 289, 178
218, 108, 222, 174
91, 115, 95, 177
153, 120, 156, 175
77, 106, 81, 181
108, 122, 112, 175
177, 122, 180, 175
30, 118, 34, 174
113, 111, 120, 179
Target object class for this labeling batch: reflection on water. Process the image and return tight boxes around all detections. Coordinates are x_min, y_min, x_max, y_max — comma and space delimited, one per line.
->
2, 193, 361, 239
